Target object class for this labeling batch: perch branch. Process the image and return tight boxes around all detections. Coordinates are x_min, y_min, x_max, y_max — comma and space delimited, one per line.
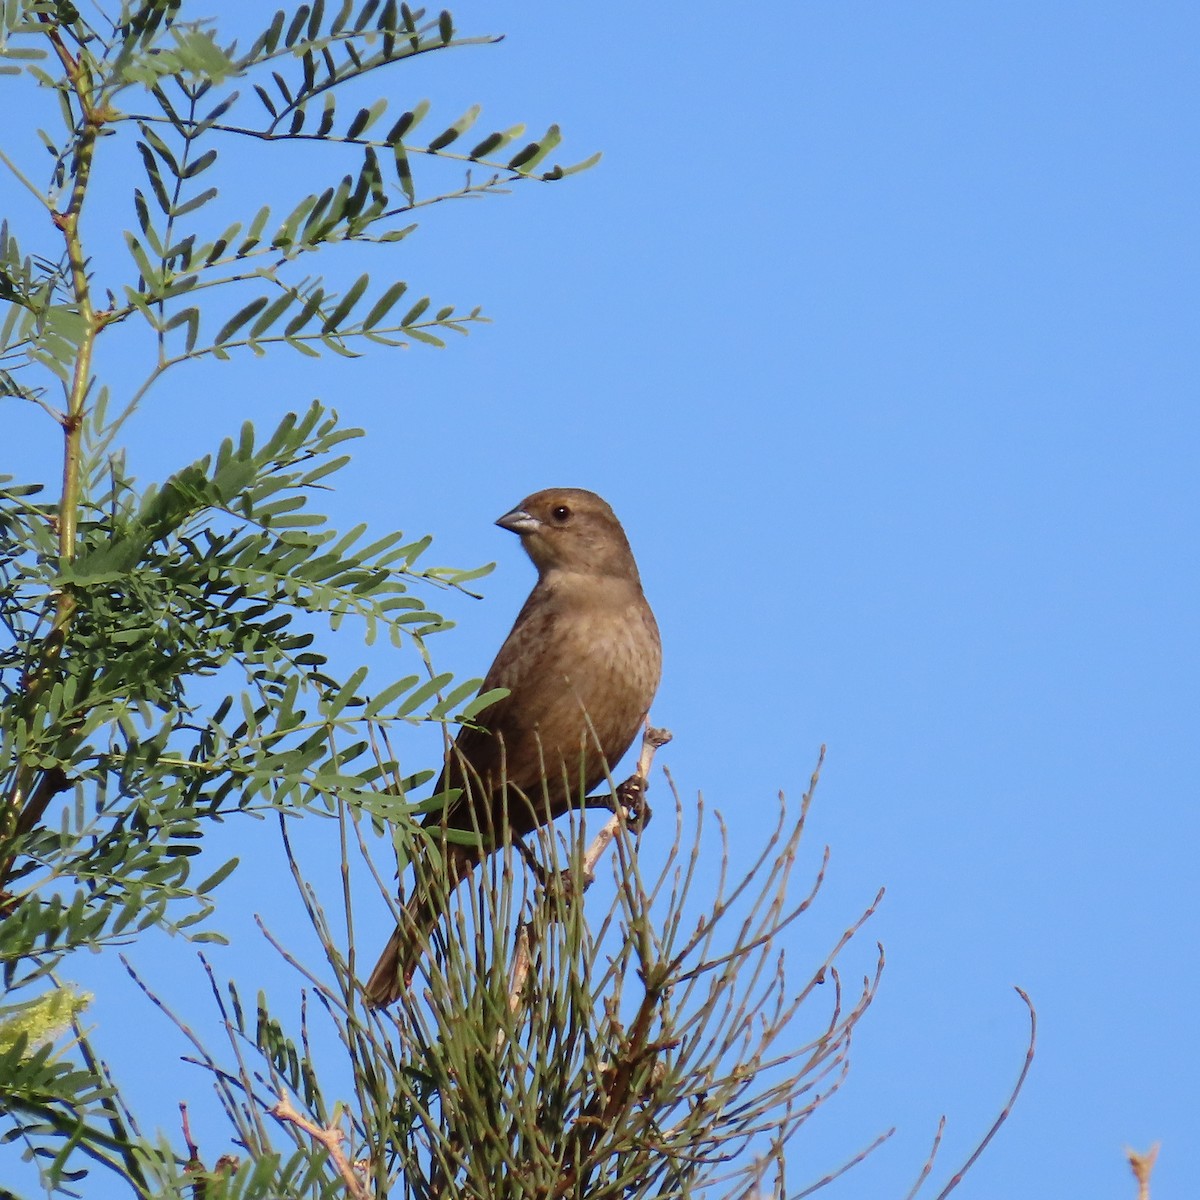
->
502, 721, 672, 1029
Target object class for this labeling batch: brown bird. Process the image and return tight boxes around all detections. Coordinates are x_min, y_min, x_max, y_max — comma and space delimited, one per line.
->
364, 488, 661, 1006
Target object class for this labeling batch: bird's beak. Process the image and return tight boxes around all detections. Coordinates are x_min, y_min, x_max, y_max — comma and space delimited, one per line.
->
496, 506, 542, 536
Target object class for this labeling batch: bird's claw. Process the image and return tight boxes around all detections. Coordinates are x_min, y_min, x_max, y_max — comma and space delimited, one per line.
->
516, 839, 578, 907
615, 774, 652, 830
540, 868, 578, 909
583, 775, 652, 828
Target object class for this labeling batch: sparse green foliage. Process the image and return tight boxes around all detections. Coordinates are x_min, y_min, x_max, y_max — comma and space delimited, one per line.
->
0, 2, 601, 1194
129, 772, 891, 1200
0, 0, 598, 440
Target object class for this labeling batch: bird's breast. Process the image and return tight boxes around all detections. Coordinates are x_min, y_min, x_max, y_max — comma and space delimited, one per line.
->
543, 600, 660, 763
480, 575, 661, 806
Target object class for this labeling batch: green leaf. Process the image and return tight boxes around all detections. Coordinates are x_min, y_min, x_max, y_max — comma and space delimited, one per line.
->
286, 5, 309, 45
254, 83, 279, 117
308, 0, 326, 40
162, 306, 201, 353
361, 280, 408, 330
427, 104, 481, 152
171, 29, 238, 82
322, 274, 370, 331
459, 687, 508, 721
364, 676, 421, 717
261, 8, 286, 53
330, 0, 354, 36
393, 673, 455, 718
392, 141, 414, 204
194, 92, 239, 135
123, 232, 159, 287
385, 99, 430, 143
404, 327, 445, 347
274, 194, 320, 250
508, 124, 562, 175
196, 857, 240, 894
346, 98, 388, 140
272, 70, 294, 106
249, 292, 296, 339
182, 148, 219, 179
139, 125, 180, 176
214, 297, 270, 345
468, 131, 504, 159
400, 2, 420, 48
172, 186, 218, 218
284, 287, 326, 335
239, 205, 272, 255
136, 142, 172, 213
317, 93, 337, 137
400, 297, 429, 326
322, 666, 370, 719
555, 151, 604, 178
0, 46, 49, 63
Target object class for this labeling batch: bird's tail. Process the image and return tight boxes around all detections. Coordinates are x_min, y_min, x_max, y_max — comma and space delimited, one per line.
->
362, 923, 417, 1008
363, 840, 478, 1007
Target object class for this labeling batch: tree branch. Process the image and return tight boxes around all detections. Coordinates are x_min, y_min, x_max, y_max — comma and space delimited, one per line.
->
270, 1092, 368, 1200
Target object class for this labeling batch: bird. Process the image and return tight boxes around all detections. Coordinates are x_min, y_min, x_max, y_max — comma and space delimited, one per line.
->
364, 487, 662, 1006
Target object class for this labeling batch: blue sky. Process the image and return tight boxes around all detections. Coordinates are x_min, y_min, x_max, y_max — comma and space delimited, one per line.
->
5, 2, 1198, 1196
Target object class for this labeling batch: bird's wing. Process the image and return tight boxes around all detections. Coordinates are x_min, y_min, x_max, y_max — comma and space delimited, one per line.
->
425, 586, 567, 829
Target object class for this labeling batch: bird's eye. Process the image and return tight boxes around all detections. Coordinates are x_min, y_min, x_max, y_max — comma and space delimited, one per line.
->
551, 505, 571, 523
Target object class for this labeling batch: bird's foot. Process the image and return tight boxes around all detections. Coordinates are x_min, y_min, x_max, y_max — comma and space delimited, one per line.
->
586, 775, 652, 830
515, 838, 578, 908
616, 774, 652, 829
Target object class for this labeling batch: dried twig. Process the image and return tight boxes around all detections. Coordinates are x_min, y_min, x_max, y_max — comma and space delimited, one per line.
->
903, 1115, 947, 1200
271, 1091, 368, 1200
179, 1102, 200, 1165
932, 987, 1037, 1199
501, 921, 534, 1033
794, 1128, 896, 1199
179, 1102, 205, 1199
582, 722, 672, 880
1126, 1143, 1159, 1200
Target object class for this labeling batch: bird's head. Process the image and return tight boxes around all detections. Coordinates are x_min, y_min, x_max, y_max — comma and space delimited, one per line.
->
496, 488, 641, 581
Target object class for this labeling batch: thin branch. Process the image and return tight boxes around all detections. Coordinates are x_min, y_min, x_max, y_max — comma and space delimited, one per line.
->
499, 921, 533, 1047
793, 1128, 896, 1199
904, 1115, 947, 1200
270, 1091, 368, 1200
1126, 1144, 1160, 1200
931, 987, 1038, 1200
582, 722, 673, 881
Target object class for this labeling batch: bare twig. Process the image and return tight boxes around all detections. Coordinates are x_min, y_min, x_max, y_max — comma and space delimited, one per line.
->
1126, 1143, 1159, 1200
270, 1091, 368, 1200
502, 922, 533, 1031
932, 987, 1037, 1199
179, 1102, 199, 1163
904, 1115, 947, 1200
793, 1128, 896, 1199
582, 722, 673, 880
179, 1103, 205, 1199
